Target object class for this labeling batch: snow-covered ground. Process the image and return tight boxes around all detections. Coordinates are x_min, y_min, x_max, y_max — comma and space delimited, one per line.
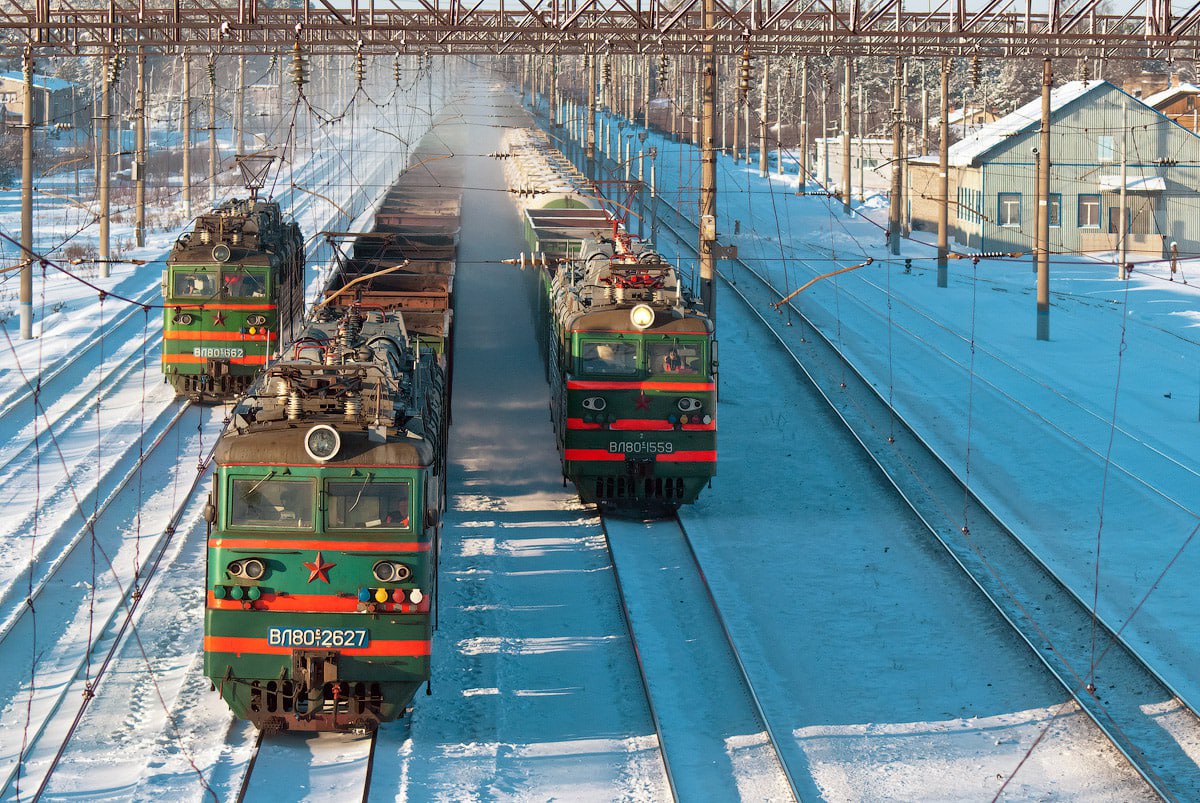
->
0, 63, 1196, 801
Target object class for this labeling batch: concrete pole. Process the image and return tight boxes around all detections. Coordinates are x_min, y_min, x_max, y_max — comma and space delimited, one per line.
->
776, 63, 784, 175
19, 49, 33, 339
1118, 101, 1129, 279
586, 53, 596, 175
759, 55, 769, 176
182, 54, 192, 218
921, 81, 930, 155
208, 54, 218, 205
821, 81, 829, 187
236, 55, 245, 155
901, 63, 910, 237
1036, 58, 1052, 341
858, 82, 865, 200
744, 64, 752, 162
643, 55, 651, 130
693, 58, 701, 145
843, 59, 853, 213
99, 53, 112, 270
732, 73, 741, 163
135, 48, 146, 247
799, 58, 808, 191
888, 57, 902, 251
699, 0, 717, 322
720, 68, 728, 154
937, 57, 949, 286
549, 55, 558, 127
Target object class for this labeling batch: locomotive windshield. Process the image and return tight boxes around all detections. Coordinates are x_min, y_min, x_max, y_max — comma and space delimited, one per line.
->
648, 341, 703, 375
228, 476, 314, 529
579, 339, 638, 376
172, 270, 217, 299
326, 480, 414, 531
222, 267, 267, 299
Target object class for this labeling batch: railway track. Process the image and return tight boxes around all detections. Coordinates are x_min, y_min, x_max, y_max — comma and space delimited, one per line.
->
645, 180, 1200, 800
234, 730, 378, 803
602, 515, 800, 802
0, 286, 163, 441
0, 403, 225, 802
0, 113, 429, 801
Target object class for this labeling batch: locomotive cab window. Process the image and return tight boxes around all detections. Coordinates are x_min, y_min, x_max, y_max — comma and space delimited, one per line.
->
326, 480, 413, 530
172, 270, 216, 299
228, 477, 314, 529
222, 267, 267, 299
579, 339, 638, 376
649, 341, 703, 375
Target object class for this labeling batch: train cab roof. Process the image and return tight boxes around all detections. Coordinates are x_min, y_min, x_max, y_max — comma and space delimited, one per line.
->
215, 424, 435, 470
568, 306, 712, 336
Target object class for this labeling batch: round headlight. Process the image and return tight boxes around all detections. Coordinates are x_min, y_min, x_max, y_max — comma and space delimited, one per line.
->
173, 312, 194, 325
212, 243, 232, 263
247, 314, 267, 326
304, 424, 341, 462
373, 561, 412, 583
241, 558, 265, 580
629, 304, 655, 330
678, 397, 702, 412
582, 396, 607, 411
227, 560, 244, 577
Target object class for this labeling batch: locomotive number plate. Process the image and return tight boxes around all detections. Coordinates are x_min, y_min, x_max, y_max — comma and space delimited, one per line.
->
267, 627, 369, 649
192, 347, 245, 359
609, 441, 675, 455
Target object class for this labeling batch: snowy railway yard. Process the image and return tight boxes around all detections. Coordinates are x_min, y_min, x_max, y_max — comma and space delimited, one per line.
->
0, 71, 1198, 802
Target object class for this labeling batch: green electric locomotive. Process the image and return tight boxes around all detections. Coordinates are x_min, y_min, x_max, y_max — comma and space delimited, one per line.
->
203, 305, 447, 732
539, 232, 716, 513
503, 127, 716, 513
162, 197, 305, 400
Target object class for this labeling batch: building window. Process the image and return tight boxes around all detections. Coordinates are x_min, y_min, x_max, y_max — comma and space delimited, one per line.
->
1049, 194, 1062, 227
1098, 135, 1115, 162
1108, 206, 1132, 234
998, 193, 1021, 227
1078, 194, 1101, 228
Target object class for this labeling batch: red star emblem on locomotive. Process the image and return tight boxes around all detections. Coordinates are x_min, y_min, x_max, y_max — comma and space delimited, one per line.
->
303, 551, 335, 583
212, 310, 225, 326
635, 391, 651, 411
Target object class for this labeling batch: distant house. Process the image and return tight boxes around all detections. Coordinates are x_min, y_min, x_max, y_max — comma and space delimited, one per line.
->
0, 71, 83, 131
946, 106, 999, 137
908, 80, 1200, 258
1143, 82, 1200, 133
813, 137, 895, 196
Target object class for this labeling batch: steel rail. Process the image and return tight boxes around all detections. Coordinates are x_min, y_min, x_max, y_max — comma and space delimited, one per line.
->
670, 515, 805, 802
0, 330, 166, 482
234, 731, 378, 803
649, 178, 1200, 801
0, 399, 192, 650
0, 405, 223, 801
0, 284, 160, 426
596, 517, 681, 803
233, 730, 266, 803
